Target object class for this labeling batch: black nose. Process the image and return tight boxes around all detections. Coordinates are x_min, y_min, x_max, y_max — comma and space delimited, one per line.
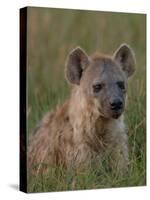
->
110, 99, 123, 111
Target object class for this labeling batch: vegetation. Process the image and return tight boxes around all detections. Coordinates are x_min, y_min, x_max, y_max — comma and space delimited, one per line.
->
27, 7, 146, 193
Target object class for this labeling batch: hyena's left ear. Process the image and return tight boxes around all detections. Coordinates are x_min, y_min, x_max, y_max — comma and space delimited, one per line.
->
113, 44, 136, 77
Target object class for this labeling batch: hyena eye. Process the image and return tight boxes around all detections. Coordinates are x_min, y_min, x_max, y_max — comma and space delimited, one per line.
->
117, 81, 125, 90
93, 84, 103, 93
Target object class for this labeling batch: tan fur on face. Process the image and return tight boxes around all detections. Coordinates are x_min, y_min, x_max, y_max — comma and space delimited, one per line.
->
28, 44, 135, 174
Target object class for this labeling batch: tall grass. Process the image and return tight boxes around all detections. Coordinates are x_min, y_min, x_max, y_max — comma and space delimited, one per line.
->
27, 7, 146, 193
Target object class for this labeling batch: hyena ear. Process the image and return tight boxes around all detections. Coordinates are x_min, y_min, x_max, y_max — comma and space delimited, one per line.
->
113, 44, 136, 77
65, 47, 90, 85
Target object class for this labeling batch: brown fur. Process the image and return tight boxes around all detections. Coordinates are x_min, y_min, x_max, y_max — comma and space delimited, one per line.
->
28, 44, 136, 174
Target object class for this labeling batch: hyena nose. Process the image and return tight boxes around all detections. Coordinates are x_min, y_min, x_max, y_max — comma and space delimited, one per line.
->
110, 99, 123, 111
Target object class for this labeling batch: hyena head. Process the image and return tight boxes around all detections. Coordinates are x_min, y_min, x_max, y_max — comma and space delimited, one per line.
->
66, 44, 136, 119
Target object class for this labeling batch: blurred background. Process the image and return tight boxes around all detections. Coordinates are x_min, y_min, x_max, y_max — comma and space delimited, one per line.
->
27, 7, 146, 191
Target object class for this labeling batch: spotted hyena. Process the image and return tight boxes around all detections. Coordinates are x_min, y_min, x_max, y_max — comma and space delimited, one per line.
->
28, 44, 136, 174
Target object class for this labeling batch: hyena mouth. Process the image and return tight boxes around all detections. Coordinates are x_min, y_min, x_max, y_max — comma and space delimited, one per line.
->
112, 110, 123, 119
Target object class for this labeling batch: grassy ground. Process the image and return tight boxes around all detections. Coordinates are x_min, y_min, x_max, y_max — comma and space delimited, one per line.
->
27, 7, 146, 193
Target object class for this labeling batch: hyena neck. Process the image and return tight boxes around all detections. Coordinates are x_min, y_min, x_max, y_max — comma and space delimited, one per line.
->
68, 86, 125, 143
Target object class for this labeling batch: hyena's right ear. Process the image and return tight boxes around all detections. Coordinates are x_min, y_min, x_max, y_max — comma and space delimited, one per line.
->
65, 47, 90, 85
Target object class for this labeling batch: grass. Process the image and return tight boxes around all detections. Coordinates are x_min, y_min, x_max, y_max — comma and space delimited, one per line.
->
27, 7, 146, 193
